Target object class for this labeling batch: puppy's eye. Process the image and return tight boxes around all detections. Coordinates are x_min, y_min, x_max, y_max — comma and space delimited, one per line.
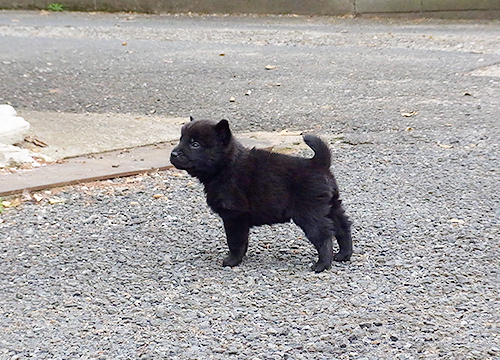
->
190, 140, 200, 149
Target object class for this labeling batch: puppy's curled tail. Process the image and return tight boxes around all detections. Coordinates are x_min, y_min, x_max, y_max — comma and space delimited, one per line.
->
303, 134, 331, 169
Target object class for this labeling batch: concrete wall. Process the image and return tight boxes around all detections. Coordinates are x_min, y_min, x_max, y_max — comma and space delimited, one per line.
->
1, 0, 499, 16
355, 0, 500, 13
1, 0, 353, 15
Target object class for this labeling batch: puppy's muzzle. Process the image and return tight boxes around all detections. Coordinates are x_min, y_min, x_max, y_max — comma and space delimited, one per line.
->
170, 148, 189, 169
170, 148, 182, 159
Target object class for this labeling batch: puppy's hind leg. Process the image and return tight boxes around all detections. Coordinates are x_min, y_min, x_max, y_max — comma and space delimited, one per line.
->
329, 200, 353, 262
222, 216, 250, 268
293, 215, 334, 273
333, 227, 352, 261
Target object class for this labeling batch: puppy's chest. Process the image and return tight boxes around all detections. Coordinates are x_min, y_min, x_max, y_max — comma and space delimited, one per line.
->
204, 182, 249, 215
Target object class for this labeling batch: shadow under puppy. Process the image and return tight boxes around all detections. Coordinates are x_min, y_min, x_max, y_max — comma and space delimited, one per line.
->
170, 118, 352, 272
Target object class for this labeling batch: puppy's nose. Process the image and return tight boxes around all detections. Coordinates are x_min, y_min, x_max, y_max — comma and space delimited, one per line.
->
171, 149, 181, 158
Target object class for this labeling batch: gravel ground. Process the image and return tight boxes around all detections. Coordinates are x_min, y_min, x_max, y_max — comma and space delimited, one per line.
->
1, 135, 499, 359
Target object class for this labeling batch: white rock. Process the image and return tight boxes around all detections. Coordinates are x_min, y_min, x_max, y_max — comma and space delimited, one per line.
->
0, 104, 17, 117
0, 143, 35, 167
0, 115, 30, 144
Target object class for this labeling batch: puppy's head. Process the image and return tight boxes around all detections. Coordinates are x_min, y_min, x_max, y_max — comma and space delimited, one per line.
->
170, 118, 232, 180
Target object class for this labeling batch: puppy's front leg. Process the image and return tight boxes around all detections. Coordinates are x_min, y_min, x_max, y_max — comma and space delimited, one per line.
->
222, 216, 250, 267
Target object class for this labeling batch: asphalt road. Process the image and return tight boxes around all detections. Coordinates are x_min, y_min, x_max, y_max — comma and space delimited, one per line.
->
0, 11, 499, 136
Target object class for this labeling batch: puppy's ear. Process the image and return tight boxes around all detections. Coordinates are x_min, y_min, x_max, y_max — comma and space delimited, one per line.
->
190, 116, 195, 122
215, 119, 231, 145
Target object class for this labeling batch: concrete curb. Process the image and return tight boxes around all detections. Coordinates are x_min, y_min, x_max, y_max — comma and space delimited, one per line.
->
0, 143, 175, 197
1, 0, 500, 17
17, 111, 187, 162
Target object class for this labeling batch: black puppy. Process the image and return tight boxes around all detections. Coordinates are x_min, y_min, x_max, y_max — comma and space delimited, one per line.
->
170, 118, 352, 272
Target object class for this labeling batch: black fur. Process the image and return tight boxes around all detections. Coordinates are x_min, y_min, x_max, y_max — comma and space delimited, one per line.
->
170, 119, 352, 272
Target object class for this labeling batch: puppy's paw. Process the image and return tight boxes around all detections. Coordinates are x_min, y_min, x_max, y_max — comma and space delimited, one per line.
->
222, 254, 243, 267
333, 252, 352, 262
312, 261, 332, 273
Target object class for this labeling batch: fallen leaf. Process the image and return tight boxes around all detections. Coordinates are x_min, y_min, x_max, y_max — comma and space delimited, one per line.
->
340, 13, 356, 19
24, 136, 48, 147
437, 143, 453, 149
6, 198, 21, 208
22, 190, 32, 202
401, 111, 418, 117
130, 201, 139, 205
20, 163, 33, 170
33, 194, 44, 202
450, 218, 465, 224
49, 198, 65, 205
265, 65, 276, 70
122, 42, 127, 46
153, 194, 165, 199
32, 155, 46, 163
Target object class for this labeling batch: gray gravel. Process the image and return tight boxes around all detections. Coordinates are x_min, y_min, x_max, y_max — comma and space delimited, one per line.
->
1, 136, 499, 359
